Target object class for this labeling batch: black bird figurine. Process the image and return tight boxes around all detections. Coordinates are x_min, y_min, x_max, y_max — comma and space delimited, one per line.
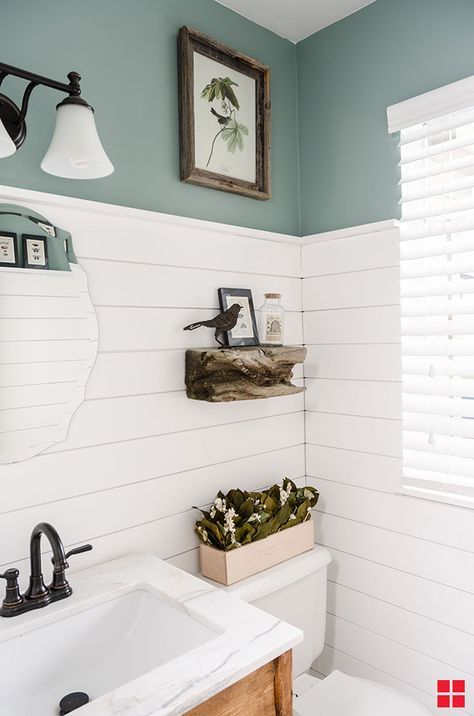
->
183, 303, 241, 347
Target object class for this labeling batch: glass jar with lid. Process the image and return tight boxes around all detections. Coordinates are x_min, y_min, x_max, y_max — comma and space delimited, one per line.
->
258, 293, 285, 346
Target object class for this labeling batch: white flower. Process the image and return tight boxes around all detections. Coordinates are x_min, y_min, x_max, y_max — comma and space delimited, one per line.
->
289, 513, 296, 521
279, 483, 291, 506
214, 497, 226, 512
248, 513, 261, 523
223, 507, 237, 536
197, 526, 209, 542
210, 505, 216, 518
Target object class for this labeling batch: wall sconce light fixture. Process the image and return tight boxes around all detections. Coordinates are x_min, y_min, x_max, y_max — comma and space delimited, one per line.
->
0, 62, 113, 179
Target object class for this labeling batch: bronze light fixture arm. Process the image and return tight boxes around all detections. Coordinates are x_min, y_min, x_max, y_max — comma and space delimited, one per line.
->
0, 63, 85, 150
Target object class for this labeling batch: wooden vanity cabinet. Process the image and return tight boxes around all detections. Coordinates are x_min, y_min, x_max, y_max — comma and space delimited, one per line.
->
184, 650, 292, 716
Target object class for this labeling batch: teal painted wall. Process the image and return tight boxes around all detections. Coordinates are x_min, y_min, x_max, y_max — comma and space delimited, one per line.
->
0, 0, 299, 235
297, 0, 474, 235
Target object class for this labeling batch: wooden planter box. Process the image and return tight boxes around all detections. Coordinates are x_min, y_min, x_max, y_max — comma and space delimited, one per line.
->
200, 519, 314, 586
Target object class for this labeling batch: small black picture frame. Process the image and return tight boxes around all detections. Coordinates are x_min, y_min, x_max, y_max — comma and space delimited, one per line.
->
218, 287, 259, 347
0, 232, 19, 268
23, 234, 49, 270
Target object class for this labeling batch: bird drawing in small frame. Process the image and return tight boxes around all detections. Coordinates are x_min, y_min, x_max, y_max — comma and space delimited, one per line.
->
183, 303, 241, 347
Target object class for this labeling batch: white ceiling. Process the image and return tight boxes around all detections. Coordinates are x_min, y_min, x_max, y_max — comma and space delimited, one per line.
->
214, 0, 376, 42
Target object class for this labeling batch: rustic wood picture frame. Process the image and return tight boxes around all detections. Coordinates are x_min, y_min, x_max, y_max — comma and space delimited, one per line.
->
178, 26, 271, 200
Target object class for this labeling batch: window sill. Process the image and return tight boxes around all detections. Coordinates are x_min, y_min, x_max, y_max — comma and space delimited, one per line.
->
396, 484, 474, 510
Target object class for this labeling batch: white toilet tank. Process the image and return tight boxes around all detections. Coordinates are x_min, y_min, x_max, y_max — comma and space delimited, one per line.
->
224, 546, 331, 677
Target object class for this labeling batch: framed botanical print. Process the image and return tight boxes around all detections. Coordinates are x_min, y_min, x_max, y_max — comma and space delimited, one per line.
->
178, 26, 271, 200
218, 287, 259, 347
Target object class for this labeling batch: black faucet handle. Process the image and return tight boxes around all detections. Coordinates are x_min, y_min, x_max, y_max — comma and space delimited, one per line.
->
0, 568, 22, 610
50, 544, 93, 594
50, 544, 93, 566
65, 544, 93, 560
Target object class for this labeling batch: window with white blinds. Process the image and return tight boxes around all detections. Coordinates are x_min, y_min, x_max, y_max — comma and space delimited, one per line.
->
399, 107, 474, 504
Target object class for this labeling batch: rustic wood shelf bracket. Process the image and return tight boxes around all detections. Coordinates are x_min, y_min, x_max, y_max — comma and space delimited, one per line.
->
185, 345, 306, 402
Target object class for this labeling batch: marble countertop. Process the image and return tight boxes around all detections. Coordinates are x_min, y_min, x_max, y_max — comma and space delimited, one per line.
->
0, 553, 302, 715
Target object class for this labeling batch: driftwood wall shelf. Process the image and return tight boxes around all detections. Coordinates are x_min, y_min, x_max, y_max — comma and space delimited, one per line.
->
185, 345, 306, 402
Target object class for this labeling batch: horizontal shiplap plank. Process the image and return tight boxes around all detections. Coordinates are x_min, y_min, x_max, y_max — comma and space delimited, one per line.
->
0, 403, 65, 432
47, 390, 304, 452
305, 344, 401, 381
305, 379, 402, 419
0, 295, 84, 319
0, 317, 92, 341
0, 361, 84, 387
0, 340, 95, 364
303, 267, 399, 311
0, 414, 304, 512
306, 411, 402, 457
314, 645, 449, 714
321, 614, 474, 712
97, 306, 303, 352
327, 581, 474, 675
0, 381, 75, 410
86, 351, 185, 397
304, 306, 401, 344
306, 444, 401, 492
0, 269, 79, 297
329, 547, 474, 636
81, 259, 302, 311
302, 228, 399, 277
315, 512, 474, 594
34, 201, 301, 276
310, 476, 474, 555
0, 447, 305, 567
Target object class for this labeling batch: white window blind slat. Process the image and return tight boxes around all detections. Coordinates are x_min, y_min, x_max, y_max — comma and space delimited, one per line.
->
402, 356, 474, 377
403, 431, 474, 459
402, 154, 474, 183
401, 335, 474, 356
399, 105, 474, 499
403, 375, 474, 397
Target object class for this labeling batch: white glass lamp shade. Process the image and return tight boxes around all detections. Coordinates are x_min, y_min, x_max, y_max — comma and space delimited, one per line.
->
0, 116, 16, 158
41, 99, 113, 179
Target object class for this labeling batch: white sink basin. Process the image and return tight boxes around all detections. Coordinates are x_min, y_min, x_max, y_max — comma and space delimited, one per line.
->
0, 588, 216, 716
0, 554, 302, 716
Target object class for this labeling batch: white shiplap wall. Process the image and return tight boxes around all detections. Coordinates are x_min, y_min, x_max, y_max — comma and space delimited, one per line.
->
0, 186, 304, 586
2, 187, 472, 713
302, 220, 474, 714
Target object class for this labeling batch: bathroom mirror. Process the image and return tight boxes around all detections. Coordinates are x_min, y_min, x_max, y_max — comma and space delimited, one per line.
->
0, 204, 98, 463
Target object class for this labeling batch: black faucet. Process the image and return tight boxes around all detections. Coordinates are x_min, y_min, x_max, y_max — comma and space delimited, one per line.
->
0, 522, 92, 618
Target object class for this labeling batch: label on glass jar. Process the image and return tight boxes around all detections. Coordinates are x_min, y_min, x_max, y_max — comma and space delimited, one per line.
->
265, 312, 283, 342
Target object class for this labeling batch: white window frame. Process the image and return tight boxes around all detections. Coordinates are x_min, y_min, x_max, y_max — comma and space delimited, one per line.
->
388, 76, 474, 509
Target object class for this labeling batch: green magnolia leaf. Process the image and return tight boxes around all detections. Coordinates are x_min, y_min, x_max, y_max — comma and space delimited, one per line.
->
263, 495, 278, 514
239, 497, 254, 520
275, 502, 292, 526
235, 522, 255, 544
227, 488, 246, 509
296, 499, 311, 521
221, 120, 248, 154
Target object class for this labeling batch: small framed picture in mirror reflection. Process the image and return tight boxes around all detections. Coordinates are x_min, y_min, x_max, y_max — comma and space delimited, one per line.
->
23, 234, 49, 270
0, 232, 19, 267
